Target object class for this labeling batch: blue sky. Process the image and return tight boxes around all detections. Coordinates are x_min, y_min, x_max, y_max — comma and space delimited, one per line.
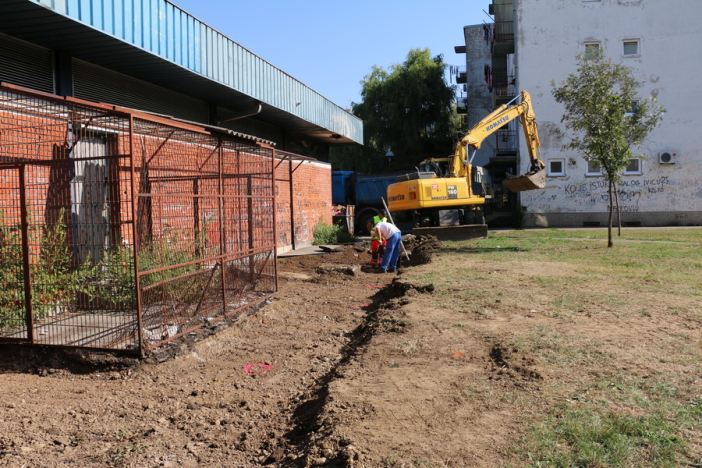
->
172, 0, 487, 109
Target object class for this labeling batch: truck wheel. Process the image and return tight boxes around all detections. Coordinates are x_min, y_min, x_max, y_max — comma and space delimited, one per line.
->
356, 208, 382, 235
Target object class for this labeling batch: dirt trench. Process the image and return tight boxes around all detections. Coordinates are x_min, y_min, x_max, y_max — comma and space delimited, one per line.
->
276, 279, 435, 466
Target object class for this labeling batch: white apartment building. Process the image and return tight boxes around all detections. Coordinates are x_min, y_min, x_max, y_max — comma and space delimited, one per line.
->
462, 0, 702, 227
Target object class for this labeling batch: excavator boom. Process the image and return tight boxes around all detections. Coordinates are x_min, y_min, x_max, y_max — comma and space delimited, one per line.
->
460, 90, 546, 192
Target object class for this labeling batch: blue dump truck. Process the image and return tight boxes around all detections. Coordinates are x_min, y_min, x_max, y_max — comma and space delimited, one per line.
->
332, 171, 399, 233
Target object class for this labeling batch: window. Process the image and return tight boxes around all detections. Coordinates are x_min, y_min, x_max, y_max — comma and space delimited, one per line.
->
586, 160, 602, 176
584, 42, 601, 59
624, 158, 642, 175
548, 159, 566, 176
623, 39, 640, 57
624, 100, 640, 118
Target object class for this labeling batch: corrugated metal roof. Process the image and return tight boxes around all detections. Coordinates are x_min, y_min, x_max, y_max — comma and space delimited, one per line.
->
0, 0, 362, 144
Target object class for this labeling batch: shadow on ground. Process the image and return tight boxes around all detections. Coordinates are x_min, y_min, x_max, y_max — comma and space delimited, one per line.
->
440, 246, 528, 254
0, 344, 138, 375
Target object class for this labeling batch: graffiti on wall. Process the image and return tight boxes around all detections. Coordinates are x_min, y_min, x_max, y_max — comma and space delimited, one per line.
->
562, 176, 672, 212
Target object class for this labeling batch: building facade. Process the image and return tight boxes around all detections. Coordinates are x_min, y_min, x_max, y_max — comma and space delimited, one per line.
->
0, 0, 351, 249
460, 0, 702, 227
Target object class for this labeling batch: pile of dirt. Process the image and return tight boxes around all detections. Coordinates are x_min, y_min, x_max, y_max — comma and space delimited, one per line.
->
277, 246, 364, 274
488, 343, 543, 387
401, 234, 442, 266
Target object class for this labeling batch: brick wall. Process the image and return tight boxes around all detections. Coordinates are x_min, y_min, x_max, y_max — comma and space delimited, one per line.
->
275, 159, 331, 252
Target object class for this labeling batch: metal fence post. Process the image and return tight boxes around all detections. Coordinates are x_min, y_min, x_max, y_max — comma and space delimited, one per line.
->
127, 115, 145, 356
270, 147, 278, 291
217, 141, 227, 313
18, 165, 34, 343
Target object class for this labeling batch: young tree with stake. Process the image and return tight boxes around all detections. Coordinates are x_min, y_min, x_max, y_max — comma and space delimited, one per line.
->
552, 52, 663, 247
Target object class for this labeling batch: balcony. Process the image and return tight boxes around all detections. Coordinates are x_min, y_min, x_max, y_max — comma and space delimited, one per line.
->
496, 130, 517, 154
456, 96, 468, 114
494, 21, 514, 42
494, 82, 517, 100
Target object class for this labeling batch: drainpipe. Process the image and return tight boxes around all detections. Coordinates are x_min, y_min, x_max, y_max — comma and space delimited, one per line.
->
218, 101, 263, 125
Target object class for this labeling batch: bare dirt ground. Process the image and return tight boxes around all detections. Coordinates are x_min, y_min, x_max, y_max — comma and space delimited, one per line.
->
0, 243, 410, 467
1, 229, 700, 467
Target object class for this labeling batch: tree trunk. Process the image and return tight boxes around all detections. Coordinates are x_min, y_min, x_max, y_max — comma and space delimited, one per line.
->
614, 180, 622, 236
607, 178, 614, 248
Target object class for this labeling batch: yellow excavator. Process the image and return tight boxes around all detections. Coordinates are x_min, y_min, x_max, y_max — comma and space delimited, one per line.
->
386, 90, 545, 238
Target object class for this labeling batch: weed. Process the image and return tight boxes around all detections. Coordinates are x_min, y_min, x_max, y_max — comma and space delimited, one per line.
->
0, 210, 96, 328
95, 245, 135, 309
0, 217, 24, 328
398, 339, 422, 356
312, 221, 353, 245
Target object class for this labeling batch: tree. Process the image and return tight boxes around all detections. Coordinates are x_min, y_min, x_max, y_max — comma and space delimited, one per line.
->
552, 52, 663, 247
352, 48, 461, 170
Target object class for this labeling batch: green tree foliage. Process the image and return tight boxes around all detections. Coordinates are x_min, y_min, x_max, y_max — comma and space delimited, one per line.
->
552, 52, 663, 247
352, 48, 461, 171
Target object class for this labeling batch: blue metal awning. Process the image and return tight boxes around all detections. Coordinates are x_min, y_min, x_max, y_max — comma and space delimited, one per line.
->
0, 0, 363, 144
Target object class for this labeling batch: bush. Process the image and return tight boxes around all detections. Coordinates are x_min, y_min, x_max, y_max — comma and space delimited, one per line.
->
95, 244, 135, 310
32, 210, 95, 318
0, 209, 96, 328
313, 222, 353, 245
0, 213, 215, 327
0, 218, 24, 329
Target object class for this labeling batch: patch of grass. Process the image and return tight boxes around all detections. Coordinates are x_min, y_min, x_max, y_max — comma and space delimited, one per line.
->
513, 326, 612, 367
524, 377, 702, 467
312, 222, 353, 245
525, 407, 684, 467
442, 228, 702, 298
506, 227, 702, 244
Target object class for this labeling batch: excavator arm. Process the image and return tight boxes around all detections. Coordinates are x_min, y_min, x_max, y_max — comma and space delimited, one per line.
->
452, 90, 546, 192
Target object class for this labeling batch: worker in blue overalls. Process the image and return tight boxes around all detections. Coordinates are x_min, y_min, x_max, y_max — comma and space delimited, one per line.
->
373, 220, 401, 273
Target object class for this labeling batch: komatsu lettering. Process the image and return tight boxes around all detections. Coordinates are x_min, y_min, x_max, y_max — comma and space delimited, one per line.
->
485, 115, 509, 132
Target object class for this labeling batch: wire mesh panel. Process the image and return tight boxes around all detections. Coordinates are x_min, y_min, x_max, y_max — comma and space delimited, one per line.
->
0, 166, 27, 340
0, 83, 277, 355
0, 86, 138, 351
133, 122, 276, 352
221, 142, 276, 313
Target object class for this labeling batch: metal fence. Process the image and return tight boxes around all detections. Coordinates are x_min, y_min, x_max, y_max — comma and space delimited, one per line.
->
0, 83, 276, 356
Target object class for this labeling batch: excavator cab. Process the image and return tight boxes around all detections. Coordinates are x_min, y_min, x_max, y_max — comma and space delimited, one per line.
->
417, 157, 450, 177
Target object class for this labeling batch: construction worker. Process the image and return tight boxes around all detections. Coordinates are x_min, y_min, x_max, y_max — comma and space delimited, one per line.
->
366, 220, 386, 267
374, 220, 402, 273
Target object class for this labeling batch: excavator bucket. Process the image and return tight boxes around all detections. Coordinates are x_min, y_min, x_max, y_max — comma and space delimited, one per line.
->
503, 168, 546, 192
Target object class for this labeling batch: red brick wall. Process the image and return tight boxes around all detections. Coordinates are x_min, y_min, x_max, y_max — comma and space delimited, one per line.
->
275, 159, 331, 251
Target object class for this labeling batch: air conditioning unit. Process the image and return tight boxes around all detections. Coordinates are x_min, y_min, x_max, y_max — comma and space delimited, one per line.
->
658, 152, 677, 164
